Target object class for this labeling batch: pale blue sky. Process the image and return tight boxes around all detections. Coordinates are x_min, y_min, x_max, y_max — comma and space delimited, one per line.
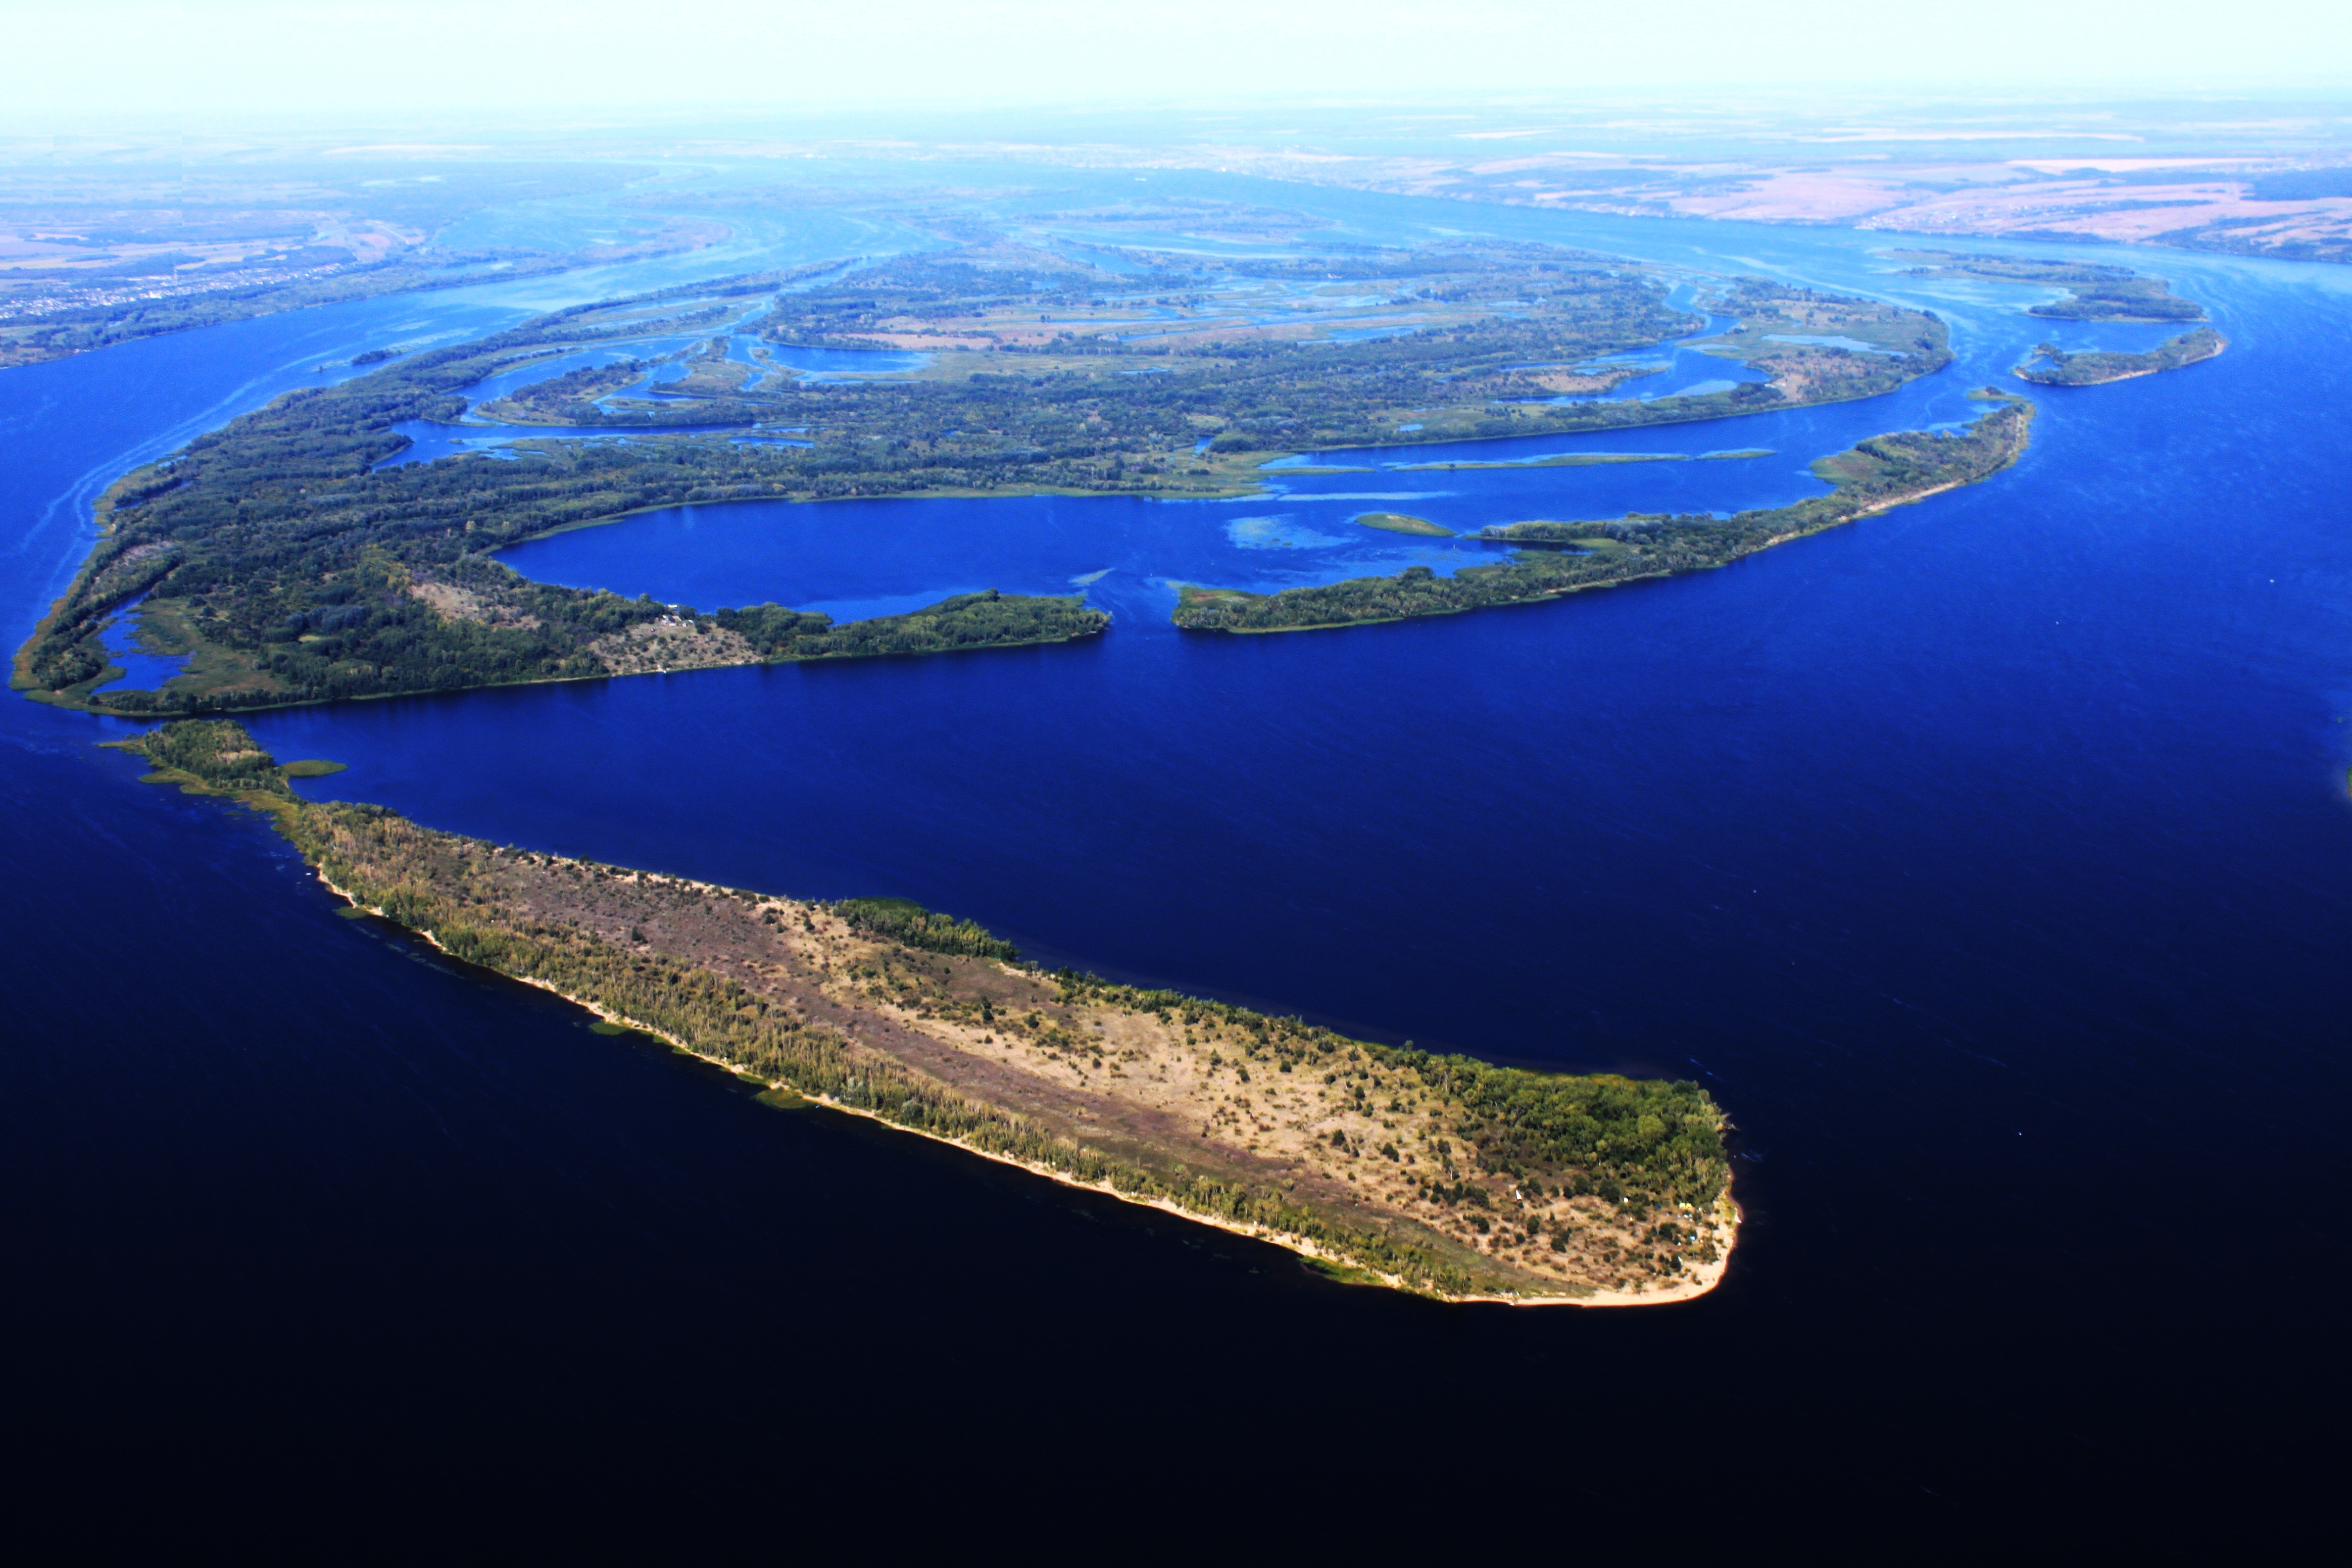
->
11, 0, 2351, 122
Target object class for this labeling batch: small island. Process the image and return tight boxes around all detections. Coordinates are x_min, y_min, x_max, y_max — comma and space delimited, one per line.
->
1173, 397, 2033, 635
2014, 326, 2226, 386
117, 717, 1739, 1306
1357, 512, 1455, 537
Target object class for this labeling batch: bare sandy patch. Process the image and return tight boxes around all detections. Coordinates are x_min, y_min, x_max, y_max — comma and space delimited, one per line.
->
587, 616, 759, 676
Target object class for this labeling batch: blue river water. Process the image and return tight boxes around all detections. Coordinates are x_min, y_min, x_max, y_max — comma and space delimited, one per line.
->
5, 175, 2348, 1524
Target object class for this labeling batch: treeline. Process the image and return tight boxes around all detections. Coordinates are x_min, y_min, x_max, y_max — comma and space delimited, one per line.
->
125, 717, 295, 795
1174, 398, 2034, 634
834, 896, 1021, 960
760, 252, 1200, 345
2016, 326, 2226, 385
714, 590, 1106, 664
124, 719, 1725, 1296
478, 357, 652, 422
288, 797, 1486, 1288
747, 252, 1943, 461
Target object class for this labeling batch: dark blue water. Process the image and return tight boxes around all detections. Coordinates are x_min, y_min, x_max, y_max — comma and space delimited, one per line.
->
91, 596, 191, 690
6, 179, 2348, 1530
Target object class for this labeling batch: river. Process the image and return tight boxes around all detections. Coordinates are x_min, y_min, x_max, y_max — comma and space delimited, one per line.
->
5, 169, 2347, 1523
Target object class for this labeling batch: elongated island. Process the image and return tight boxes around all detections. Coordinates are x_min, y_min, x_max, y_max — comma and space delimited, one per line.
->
1174, 395, 2033, 634
122, 718, 1738, 1305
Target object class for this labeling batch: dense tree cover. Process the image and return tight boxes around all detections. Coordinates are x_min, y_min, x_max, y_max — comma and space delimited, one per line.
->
1397, 1050, 1725, 1206
712, 588, 1102, 662
123, 716, 296, 794
2247, 168, 2352, 202
13, 278, 1105, 712
19, 247, 1944, 717
480, 357, 654, 421
834, 896, 1021, 960
1174, 399, 2034, 634
2016, 326, 2226, 385
1895, 249, 2207, 321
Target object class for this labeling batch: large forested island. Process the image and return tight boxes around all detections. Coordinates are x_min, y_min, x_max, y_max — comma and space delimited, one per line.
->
122, 718, 1737, 1304
15, 241, 1952, 715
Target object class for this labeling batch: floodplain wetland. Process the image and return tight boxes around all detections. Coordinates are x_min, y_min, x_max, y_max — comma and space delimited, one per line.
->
17, 241, 1952, 718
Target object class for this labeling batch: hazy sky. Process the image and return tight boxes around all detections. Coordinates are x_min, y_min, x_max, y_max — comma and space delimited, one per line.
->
13, 0, 2352, 123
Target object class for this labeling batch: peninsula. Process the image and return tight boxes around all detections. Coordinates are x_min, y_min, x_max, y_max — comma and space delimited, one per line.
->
15, 243, 1950, 717
1173, 396, 2033, 635
120, 717, 1738, 1306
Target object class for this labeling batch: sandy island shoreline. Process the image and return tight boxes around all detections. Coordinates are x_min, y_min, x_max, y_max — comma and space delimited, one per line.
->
314, 863, 1737, 1308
